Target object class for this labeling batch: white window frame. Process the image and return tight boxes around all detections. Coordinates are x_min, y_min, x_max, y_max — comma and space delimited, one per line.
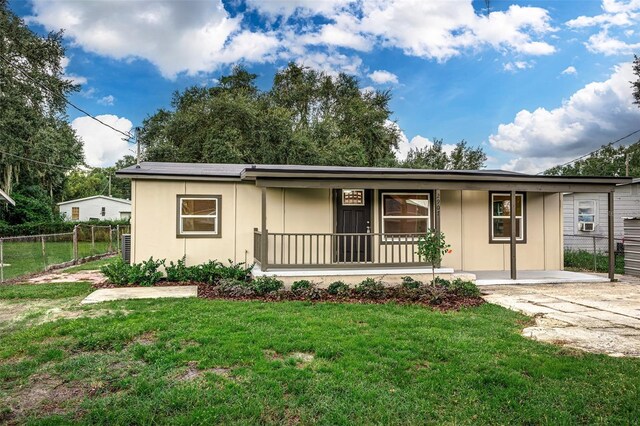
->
577, 200, 597, 225
178, 196, 220, 237
381, 192, 430, 241
491, 193, 524, 242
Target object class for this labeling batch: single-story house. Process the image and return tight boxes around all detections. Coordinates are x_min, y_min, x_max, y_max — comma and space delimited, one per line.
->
564, 178, 640, 252
116, 162, 629, 283
0, 188, 15, 206
58, 195, 131, 221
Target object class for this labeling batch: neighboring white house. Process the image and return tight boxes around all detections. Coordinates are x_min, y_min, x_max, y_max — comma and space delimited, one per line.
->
58, 195, 131, 221
563, 179, 640, 252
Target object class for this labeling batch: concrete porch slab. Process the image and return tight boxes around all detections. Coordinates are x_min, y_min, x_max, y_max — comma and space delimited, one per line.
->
81, 286, 198, 304
469, 270, 609, 286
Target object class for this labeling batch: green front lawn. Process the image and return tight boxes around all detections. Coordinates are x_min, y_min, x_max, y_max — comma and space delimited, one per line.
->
0, 241, 112, 281
0, 283, 638, 424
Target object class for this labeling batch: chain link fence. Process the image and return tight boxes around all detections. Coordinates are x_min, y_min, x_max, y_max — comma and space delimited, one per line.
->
0, 224, 130, 283
564, 234, 624, 274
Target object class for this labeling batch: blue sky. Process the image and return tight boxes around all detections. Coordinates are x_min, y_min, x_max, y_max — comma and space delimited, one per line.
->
12, 0, 640, 172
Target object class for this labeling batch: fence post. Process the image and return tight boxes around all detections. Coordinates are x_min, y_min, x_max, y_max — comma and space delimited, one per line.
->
73, 225, 78, 263
116, 225, 120, 254
108, 226, 113, 253
0, 238, 4, 284
91, 225, 95, 255
41, 236, 47, 270
593, 236, 597, 272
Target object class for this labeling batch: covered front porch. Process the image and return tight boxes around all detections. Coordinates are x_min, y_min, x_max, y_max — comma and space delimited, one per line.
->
246, 166, 623, 282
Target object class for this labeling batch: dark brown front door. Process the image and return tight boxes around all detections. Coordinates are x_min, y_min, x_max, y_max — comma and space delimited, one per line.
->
335, 189, 372, 262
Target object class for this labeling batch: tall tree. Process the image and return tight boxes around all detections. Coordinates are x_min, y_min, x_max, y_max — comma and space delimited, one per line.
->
544, 142, 640, 177
0, 0, 82, 209
62, 155, 136, 201
402, 139, 487, 170
632, 54, 640, 107
140, 63, 401, 167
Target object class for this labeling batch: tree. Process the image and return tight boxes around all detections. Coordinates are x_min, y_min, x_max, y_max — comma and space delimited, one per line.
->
632, 55, 640, 107
140, 63, 401, 167
0, 0, 83, 222
62, 155, 136, 201
402, 139, 487, 170
544, 142, 640, 177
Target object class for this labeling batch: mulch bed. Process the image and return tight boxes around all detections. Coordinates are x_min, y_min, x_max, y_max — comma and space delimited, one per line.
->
92, 281, 484, 311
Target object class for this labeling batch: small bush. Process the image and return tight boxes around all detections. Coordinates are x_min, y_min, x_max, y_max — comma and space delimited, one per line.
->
165, 257, 190, 282
432, 276, 450, 287
250, 276, 284, 295
100, 257, 130, 285
218, 260, 253, 281
445, 279, 480, 298
297, 286, 324, 300
291, 280, 313, 293
401, 276, 422, 289
164, 259, 253, 284
127, 257, 164, 286
218, 279, 256, 297
355, 278, 386, 299
327, 281, 350, 296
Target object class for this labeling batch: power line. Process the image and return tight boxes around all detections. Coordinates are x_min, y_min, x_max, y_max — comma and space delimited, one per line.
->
0, 54, 133, 140
0, 148, 73, 169
539, 128, 640, 175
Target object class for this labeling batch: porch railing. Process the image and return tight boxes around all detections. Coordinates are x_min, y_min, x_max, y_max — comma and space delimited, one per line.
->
255, 230, 427, 269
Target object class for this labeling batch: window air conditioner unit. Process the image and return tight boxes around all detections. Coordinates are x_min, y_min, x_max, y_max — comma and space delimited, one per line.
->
579, 222, 596, 232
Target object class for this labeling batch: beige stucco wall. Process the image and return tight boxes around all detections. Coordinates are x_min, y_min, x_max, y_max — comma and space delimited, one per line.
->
131, 179, 562, 271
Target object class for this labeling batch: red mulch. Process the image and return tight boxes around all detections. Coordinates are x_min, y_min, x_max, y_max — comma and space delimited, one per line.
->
91, 281, 484, 311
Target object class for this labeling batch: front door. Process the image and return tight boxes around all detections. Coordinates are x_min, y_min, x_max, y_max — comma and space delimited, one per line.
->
335, 189, 372, 262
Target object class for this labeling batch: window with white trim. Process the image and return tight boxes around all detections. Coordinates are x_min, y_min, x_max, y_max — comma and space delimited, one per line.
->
381, 193, 430, 238
577, 200, 596, 224
491, 193, 524, 242
177, 196, 220, 237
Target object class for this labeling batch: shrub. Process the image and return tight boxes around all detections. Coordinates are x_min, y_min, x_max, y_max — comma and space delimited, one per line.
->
100, 257, 130, 285
297, 286, 324, 300
327, 281, 350, 296
218, 260, 253, 281
127, 257, 165, 286
165, 257, 190, 282
416, 229, 452, 283
445, 279, 480, 298
432, 277, 450, 287
291, 280, 313, 293
218, 278, 256, 297
355, 278, 386, 299
401, 276, 422, 289
249, 276, 284, 295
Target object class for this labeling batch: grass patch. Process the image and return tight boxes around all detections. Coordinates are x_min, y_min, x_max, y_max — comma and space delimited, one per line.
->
0, 282, 93, 300
0, 287, 638, 424
1, 241, 111, 280
63, 257, 117, 273
564, 249, 624, 274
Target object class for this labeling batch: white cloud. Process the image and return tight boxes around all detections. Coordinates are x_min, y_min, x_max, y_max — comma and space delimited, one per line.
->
503, 61, 534, 72
72, 115, 133, 167
29, 0, 278, 78
244, 0, 351, 19
490, 62, 640, 173
393, 129, 457, 162
97, 95, 115, 106
368, 70, 399, 85
585, 29, 640, 55
561, 66, 578, 75
60, 56, 87, 85
294, 50, 363, 76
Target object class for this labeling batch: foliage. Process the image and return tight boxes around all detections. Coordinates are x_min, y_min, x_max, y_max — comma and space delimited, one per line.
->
164, 257, 190, 282
100, 257, 164, 286
0, 1, 83, 223
1, 185, 58, 224
543, 142, 640, 177
164, 258, 252, 284
402, 139, 487, 170
291, 280, 313, 293
248, 276, 284, 295
62, 156, 136, 201
633, 54, 640, 108
217, 278, 256, 297
0, 219, 130, 237
401, 276, 422, 289
564, 249, 624, 274
354, 278, 386, 299
139, 64, 400, 167
416, 230, 452, 283
442, 279, 481, 298
327, 280, 350, 296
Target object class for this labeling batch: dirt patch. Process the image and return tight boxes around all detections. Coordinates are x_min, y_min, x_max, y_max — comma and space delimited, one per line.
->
2, 373, 89, 421
264, 350, 315, 368
132, 332, 157, 346
27, 271, 106, 286
177, 361, 234, 382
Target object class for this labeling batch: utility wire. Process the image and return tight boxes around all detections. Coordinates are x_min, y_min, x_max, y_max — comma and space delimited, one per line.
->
539, 128, 640, 175
0, 54, 133, 140
0, 148, 74, 169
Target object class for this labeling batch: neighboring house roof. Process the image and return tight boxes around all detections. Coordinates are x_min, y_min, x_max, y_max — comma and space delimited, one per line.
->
57, 195, 131, 206
116, 162, 629, 187
0, 188, 15, 206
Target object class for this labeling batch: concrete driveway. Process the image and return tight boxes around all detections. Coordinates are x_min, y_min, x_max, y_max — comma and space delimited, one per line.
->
482, 278, 640, 357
